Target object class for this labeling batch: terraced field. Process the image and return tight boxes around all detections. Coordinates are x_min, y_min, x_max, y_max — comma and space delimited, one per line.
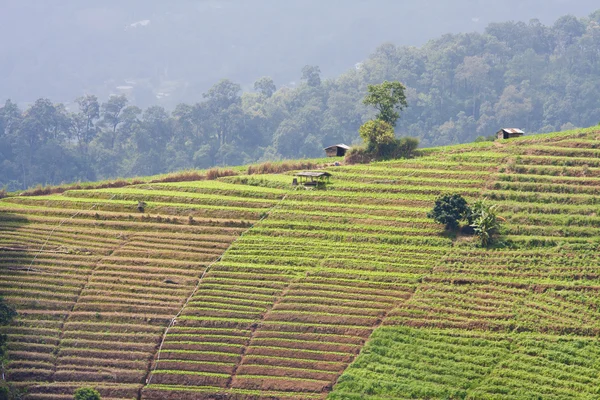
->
2, 127, 600, 399
330, 129, 600, 400
0, 182, 285, 399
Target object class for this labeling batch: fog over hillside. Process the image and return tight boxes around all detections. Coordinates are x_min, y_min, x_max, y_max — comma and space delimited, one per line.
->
1, 0, 598, 107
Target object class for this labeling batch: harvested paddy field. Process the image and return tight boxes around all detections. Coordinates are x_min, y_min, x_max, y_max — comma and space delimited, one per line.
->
2, 128, 600, 399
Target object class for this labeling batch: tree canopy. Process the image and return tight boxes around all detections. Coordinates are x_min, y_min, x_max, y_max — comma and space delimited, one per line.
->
427, 194, 471, 230
73, 387, 101, 400
363, 81, 408, 126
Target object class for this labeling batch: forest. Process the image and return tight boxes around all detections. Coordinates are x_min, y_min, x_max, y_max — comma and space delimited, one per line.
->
1, 10, 600, 190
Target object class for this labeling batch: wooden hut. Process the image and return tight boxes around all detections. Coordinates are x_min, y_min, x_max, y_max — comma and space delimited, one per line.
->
497, 128, 524, 140
324, 144, 350, 157
295, 171, 331, 187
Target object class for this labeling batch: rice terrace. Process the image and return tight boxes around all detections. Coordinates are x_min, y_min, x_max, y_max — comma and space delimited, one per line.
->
3, 127, 600, 400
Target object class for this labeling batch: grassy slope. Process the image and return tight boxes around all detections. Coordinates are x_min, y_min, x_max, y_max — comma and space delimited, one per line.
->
1, 127, 600, 399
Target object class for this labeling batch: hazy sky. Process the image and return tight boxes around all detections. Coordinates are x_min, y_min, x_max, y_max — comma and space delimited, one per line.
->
1, 0, 598, 105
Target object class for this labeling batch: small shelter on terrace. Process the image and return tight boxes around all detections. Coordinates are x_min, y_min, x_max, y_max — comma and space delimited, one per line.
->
294, 171, 332, 187
497, 128, 524, 140
324, 144, 350, 157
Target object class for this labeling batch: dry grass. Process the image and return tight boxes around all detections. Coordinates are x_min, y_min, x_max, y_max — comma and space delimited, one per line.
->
151, 168, 237, 183
247, 161, 318, 175
20, 179, 143, 197
17, 168, 237, 197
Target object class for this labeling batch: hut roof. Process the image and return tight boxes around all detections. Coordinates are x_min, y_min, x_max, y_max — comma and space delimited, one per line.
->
498, 128, 524, 134
295, 171, 332, 178
324, 144, 351, 151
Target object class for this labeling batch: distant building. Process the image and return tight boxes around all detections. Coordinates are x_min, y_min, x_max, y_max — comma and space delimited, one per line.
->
497, 128, 525, 140
324, 144, 350, 157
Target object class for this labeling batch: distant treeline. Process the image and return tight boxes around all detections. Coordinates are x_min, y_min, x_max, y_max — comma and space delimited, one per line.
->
1, 10, 599, 190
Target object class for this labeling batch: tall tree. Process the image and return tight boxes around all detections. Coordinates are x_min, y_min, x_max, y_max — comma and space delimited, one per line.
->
455, 56, 491, 119
363, 81, 408, 127
254, 77, 277, 98
12, 99, 70, 188
99, 95, 128, 149
203, 79, 243, 148
301, 65, 322, 87
74, 95, 100, 153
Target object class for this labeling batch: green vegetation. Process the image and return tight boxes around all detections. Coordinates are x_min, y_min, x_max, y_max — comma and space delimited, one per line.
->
73, 387, 101, 400
363, 81, 408, 127
427, 194, 471, 230
469, 199, 502, 247
0, 297, 17, 400
359, 120, 396, 151
1, 126, 600, 399
428, 195, 503, 246
353, 119, 419, 163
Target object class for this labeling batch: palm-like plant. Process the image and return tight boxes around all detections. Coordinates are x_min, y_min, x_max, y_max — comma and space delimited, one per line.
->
470, 200, 501, 247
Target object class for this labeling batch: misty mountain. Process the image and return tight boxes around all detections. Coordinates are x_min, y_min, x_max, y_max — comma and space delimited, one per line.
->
1, 0, 598, 107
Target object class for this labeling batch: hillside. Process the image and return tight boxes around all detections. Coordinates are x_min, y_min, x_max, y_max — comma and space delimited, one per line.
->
1, 127, 600, 399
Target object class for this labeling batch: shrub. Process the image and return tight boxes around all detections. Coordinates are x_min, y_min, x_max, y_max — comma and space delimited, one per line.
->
359, 120, 395, 152
469, 199, 502, 247
427, 194, 470, 230
1, 299, 18, 400
0, 384, 25, 400
386, 137, 419, 159
351, 121, 419, 164
74, 387, 101, 400
344, 146, 372, 165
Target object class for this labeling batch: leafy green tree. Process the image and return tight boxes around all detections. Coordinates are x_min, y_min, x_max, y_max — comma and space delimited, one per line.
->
74, 95, 100, 153
363, 81, 408, 127
358, 120, 394, 151
0, 100, 22, 139
73, 387, 101, 400
203, 79, 243, 148
99, 95, 128, 150
11, 98, 71, 188
469, 200, 502, 247
455, 56, 490, 119
494, 84, 534, 130
273, 119, 305, 158
0, 100, 22, 190
301, 65, 321, 87
427, 194, 470, 230
254, 77, 277, 98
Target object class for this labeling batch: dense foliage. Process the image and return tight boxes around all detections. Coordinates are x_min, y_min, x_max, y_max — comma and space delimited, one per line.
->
73, 388, 101, 400
469, 199, 502, 247
0, 297, 17, 399
429, 195, 503, 246
359, 120, 396, 150
427, 194, 471, 230
1, 10, 600, 190
362, 81, 408, 127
